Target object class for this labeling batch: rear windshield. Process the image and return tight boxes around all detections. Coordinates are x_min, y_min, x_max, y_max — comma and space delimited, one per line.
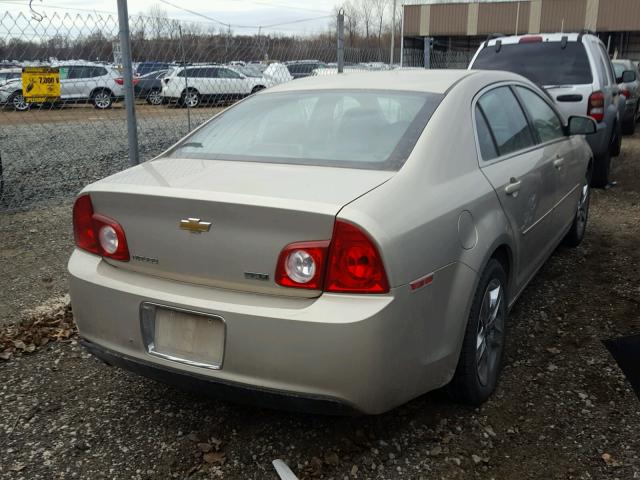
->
472, 41, 593, 86
166, 90, 443, 170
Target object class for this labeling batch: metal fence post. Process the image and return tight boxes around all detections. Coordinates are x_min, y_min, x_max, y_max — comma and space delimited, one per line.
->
116, 0, 139, 166
424, 37, 431, 69
390, 0, 397, 65
337, 10, 345, 73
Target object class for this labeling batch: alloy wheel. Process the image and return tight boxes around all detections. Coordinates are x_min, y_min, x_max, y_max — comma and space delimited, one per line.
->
476, 278, 505, 387
12, 94, 28, 111
575, 183, 590, 238
148, 90, 162, 105
184, 91, 199, 108
94, 92, 111, 109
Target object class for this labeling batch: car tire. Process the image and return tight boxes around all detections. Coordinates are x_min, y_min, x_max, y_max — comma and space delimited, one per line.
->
591, 150, 611, 188
622, 117, 636, 135
611, 123, 622, 157
180, 89, 200, 108
146, 89, 163, 106
251, 85, 266, 94
8, 91, 29, 111
447, 258, 507, 405
92, 90, 113, 109
562, 173, 590, 247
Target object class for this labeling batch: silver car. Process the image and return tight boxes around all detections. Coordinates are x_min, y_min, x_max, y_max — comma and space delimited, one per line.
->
612, 59, 640, 135
69, 70, 596, 414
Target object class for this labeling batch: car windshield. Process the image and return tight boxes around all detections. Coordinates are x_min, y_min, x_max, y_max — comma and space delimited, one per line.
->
613, 63, 625, 78
472, 41, 593, 86
166, 90, 443, 170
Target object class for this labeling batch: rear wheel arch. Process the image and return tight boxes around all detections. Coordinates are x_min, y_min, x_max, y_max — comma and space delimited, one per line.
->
90, 87, 113, 99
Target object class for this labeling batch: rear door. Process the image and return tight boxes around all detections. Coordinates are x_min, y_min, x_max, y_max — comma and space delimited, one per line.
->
476, 85, 558, 289
514, 85, 583, 234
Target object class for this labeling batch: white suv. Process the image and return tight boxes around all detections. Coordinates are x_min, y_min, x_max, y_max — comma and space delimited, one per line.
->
0, 62, 124, 111
469, 33, 622, 188
161, 65, 268, 107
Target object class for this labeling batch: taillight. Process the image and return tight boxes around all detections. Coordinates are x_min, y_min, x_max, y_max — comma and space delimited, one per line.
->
588, 91, 605, 122
621, 88, 631, 99
114, 77, 140, 86
72, 194, 130, 261
325, 220, 389, 294
275, 220, 390, 294
275, 241, 329, 290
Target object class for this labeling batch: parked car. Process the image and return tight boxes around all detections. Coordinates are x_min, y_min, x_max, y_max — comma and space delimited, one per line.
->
0, 67, 21, 86
235, 63, 293, 87
134, 69, 168, 105
612, 59, 640, 134
286, 60, 327, 79
161, 64, 268, 107
0, 62, 125, 111
135, 61, 170, 77
69, 69, 596, 414
0, 75, 24, 110
470, 33, 622, 188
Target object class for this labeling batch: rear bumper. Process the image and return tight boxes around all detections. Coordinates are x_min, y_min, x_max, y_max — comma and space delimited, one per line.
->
69, 250, 474, 414
80, 337, 358, 415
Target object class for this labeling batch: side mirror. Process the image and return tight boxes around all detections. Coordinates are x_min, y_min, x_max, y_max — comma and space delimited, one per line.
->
568, 115, 597, 135
622, 70, 636, 83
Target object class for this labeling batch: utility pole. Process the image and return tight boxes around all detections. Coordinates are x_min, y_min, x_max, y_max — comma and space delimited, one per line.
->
337, 9, 345, 73
116, 0, 139, 166
399, 2, 405, 67
390, 0, 397, 65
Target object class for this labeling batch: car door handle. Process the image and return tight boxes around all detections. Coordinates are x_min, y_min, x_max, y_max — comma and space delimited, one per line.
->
505, 178, 522, 196
554, 157, 565, 169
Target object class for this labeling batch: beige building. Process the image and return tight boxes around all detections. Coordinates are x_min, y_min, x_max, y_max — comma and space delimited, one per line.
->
403, 0, 640, 63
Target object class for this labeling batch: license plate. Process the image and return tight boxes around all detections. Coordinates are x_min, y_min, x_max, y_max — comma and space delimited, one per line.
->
140, 303, 225, 369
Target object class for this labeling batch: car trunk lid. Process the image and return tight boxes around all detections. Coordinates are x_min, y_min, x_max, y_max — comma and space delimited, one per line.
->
84, 158, 393, 297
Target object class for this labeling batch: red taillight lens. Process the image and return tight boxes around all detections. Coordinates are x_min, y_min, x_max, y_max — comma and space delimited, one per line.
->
72, 195, 130, 261
621, 88, 631, 99
73, 194, 99, 255
325, 220, 390, 294
275, 241, 329, 290
588, 91, 605, 122
115, 77, 139, 86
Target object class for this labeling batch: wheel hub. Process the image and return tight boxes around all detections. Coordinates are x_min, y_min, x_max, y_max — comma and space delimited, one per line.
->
476, 278, 504, 386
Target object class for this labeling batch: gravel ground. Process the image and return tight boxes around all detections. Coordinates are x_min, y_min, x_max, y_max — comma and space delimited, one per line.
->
0, 135, 639, 478
0, 104, 221, 211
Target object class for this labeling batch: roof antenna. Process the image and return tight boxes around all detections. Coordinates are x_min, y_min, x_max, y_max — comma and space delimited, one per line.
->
561, 35, 568, 49
495, 39, 502, 52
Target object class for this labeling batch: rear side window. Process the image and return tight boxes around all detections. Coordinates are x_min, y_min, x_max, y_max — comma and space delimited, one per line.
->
515, 87, 564, 143
475, 105, 498, 161
472, 41, 593, 86
477, 87, 535, 157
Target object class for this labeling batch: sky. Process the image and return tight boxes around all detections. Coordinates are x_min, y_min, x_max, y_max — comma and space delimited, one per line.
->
0, 0, 343, 35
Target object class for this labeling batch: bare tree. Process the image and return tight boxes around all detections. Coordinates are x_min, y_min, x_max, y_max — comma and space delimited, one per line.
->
342, 0, 360, 46
359, 0, 374, 39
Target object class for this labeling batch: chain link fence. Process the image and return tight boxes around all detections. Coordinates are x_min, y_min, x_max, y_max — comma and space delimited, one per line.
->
0, 7, 473, 324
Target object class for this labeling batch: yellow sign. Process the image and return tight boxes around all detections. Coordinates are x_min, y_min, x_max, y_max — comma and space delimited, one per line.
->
21, 67, 60, 103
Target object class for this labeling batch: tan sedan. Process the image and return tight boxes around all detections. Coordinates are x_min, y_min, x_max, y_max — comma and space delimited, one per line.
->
69, 70, 596, 414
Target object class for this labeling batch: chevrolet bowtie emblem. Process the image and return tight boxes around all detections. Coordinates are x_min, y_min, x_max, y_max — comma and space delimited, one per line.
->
179, 218, 212, 234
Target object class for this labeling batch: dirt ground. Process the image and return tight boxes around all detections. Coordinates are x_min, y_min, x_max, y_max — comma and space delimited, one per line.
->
0, 134, 639, 479
0, 103, 222, 125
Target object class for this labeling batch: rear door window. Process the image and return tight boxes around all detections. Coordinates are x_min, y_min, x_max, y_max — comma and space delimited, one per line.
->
515, 87, 565, 143
477, 86, 535, 157
475, 105, 499, 161
472, 41, 593, 86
